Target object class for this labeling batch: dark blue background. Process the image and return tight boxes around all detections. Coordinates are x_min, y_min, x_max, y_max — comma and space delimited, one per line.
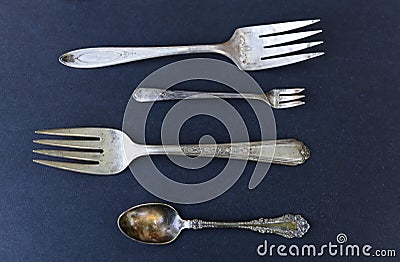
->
1, 0, 399, 260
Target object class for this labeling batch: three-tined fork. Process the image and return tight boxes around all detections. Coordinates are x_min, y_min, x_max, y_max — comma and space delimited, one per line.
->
133, 87, 306, 109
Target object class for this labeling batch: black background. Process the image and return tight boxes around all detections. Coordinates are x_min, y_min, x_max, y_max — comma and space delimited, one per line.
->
1, 0, 399, 260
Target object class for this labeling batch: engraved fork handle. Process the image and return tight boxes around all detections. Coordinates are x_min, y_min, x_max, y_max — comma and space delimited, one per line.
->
145, 139, 310, 166
133, 88, 262, 102
187, 214, 310, 239
59, 45, 226, 68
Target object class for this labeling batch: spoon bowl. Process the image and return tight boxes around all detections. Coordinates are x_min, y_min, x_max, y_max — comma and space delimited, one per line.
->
118, 203, 185, 244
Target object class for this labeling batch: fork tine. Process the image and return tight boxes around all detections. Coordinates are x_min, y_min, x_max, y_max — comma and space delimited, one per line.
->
275, 88, 305, 94
279, 95, 305, 102
35, 127, 103, 138
250, 52, 324, 70
262, 41, 323, 58
277, 101, 305, 109
244, 19, 320, 36
33, 139, 102, 149
33, 159, 103, 174
33, 149, 100, 162
261, 30, 322, 47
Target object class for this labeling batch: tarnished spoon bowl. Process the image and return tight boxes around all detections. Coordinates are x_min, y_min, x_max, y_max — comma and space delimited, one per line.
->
118, 203, 184, 244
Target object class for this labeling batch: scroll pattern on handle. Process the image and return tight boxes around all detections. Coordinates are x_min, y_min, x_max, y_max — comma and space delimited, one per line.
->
189, 214, 310, 239
179, 139, 310, 166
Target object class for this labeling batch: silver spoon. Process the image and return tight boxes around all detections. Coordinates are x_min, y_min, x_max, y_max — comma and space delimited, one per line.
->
117, 203, 310, 245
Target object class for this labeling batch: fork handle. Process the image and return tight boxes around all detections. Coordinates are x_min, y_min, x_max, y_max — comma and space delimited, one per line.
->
59, 45, 223, 68
146, 139, 310, 166
133, 88, 261, 102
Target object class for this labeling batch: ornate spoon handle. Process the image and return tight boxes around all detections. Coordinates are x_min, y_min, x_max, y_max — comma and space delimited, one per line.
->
145, 139, 310, 166
187, 214, 310, 239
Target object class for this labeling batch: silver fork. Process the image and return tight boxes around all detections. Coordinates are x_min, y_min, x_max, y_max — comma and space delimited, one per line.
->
132, 87, 305, 109
59, 19, 324, 70
33, 128, 310, 175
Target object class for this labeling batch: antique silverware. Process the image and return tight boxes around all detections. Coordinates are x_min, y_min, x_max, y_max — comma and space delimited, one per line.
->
118, 203, 310, 244
59, 19, 324, 70
133, 87, 305, 109
33, 127, 310, 174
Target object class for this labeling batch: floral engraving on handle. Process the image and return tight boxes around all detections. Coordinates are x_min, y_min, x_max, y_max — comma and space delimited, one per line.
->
181, 145, 230, 157
189, 214, 310, 239
181, 144, 253, 157
246, 214, 310, 238
132, 88, 167, 102
190, 219, 216, 229
300, 144, 311, 161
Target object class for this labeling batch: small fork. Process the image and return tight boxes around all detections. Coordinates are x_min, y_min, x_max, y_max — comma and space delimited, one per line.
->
59, 19, 324, 70
133, 87, 305, 109
33, 128, 310, 175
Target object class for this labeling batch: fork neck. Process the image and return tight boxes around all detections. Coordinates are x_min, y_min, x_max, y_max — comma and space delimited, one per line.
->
178, 43, 227, 55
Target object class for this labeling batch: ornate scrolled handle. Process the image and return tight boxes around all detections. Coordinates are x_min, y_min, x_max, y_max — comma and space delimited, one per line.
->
174, 139, 310, 166
188, 214, 310, 239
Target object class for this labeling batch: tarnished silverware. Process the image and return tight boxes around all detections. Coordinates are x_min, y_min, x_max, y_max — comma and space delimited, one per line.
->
133, 87, 305, 109
118, 203, 310, 244
59, 19, 323, 70
33, 127, 310, 175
